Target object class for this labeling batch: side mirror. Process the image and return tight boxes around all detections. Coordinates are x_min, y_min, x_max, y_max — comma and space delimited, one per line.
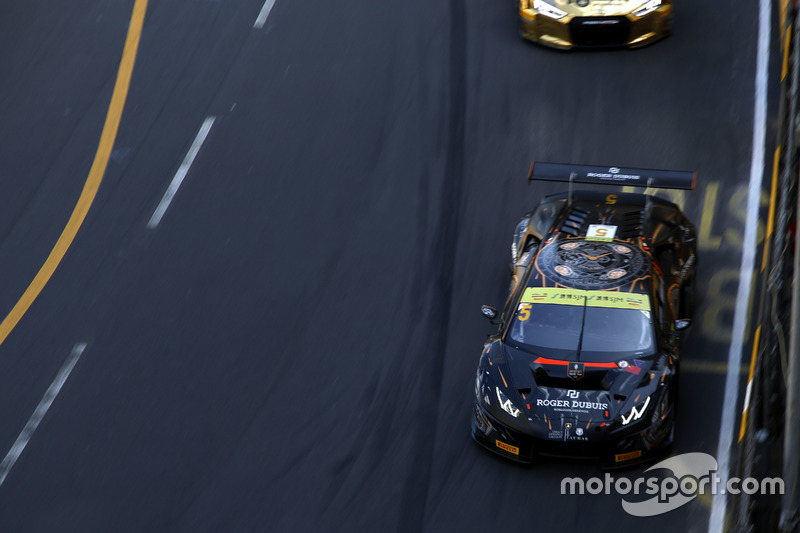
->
675, 319, 692, 331
481, 305, 498, 321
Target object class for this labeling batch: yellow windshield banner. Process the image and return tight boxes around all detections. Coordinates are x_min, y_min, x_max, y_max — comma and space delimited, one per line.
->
520, 287, 650, 311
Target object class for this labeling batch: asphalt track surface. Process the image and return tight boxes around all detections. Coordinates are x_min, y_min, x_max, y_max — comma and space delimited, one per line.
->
0, 1, 780, 532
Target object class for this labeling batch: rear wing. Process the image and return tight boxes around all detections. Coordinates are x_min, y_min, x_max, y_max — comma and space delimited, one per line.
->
527, 161, 697, 191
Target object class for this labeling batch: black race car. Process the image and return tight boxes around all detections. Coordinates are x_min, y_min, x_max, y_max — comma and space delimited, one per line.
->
472, 162, 697, 468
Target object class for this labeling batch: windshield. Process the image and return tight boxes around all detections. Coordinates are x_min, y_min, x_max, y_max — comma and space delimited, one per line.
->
507, 288, 656, 362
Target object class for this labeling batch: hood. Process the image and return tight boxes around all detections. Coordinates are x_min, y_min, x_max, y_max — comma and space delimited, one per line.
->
503, 344, 654, 425
547, 0, 648, 17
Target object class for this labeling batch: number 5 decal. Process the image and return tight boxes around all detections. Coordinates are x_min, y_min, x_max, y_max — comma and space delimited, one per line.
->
518, 304, 532, 321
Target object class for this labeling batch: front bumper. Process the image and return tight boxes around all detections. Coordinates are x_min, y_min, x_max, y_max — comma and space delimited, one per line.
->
471, 400, 673, 468
518, 5, 673, 49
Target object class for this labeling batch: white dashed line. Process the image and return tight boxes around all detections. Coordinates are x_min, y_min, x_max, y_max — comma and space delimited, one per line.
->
254, 0, 276, 29
0, 343, 87, 488
148, 116, 216, 229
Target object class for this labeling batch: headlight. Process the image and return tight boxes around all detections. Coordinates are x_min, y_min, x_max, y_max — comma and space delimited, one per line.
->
632, 0, 661, 16
621, 396, 651, 425
496, 387, 521, 418
533, 0, 568, 20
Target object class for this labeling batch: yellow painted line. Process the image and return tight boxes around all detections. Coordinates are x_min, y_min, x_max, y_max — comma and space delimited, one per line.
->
747, 326, 761, 384
762, 147, 780, 271
782, 23, 792, 82
738, 407, 750, 443
682, 360, 748, 376
780, 1, 789, 46
0, 0, 148, 347
738, 326, 761, 442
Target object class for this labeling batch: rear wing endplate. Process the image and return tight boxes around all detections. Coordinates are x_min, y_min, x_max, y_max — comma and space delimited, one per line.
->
528, 161, 697, 191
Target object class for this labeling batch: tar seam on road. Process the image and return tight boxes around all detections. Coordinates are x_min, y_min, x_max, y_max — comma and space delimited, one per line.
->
254, 0, 276, 29
147, 116, 216, 229
0, 343, 87, 488
709, 0, 771, 530
0, 0, 148, 349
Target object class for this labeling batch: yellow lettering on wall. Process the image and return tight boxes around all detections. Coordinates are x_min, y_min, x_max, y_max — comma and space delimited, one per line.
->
723, 186, 768, 248
621, 186, 686, 211
698, 181, 723, 251
702, 269, 745, 343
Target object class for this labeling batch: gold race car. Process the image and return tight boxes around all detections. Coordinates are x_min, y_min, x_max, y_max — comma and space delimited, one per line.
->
519, 0, 672, 49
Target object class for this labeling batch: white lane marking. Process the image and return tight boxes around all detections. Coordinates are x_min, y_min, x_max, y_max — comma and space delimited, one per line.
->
709, 0, 770, 530
254, 0, 276, 29
148, 116, 216, 229
0, 343, 87, 488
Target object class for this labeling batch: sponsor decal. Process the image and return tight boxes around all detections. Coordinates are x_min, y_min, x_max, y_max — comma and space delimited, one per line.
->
520, 287, 586, 306
625, 365, 642, 375
621, 397, 651, 425
587, 292, 651, 311
566, 390, 580, 399
582, 19, 619, 25
586, 171, 644, 182
568, 362, 585, 381
615, 450, 643, 463
496, 440, 520, 455
634, 359, 645, 367
586, 224, 618, 242
564, 423, 587, 441
536, 399, 609, 410
548, 430, 564, 440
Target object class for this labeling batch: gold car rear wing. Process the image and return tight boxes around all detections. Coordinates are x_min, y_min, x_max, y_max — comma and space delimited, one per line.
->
527, 161, 697, 192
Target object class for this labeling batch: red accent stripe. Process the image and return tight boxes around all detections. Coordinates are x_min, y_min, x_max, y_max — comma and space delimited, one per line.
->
533, 357, 617, 368
533, 357, 568, 366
